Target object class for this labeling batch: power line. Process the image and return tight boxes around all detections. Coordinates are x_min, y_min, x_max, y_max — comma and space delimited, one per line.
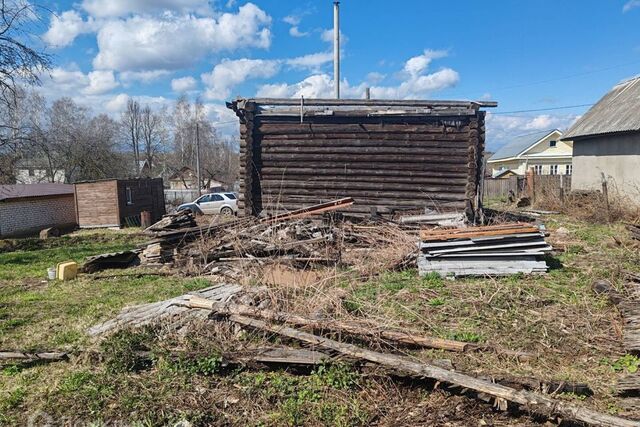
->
491, 103, 594, 115
491, 60, 640, 91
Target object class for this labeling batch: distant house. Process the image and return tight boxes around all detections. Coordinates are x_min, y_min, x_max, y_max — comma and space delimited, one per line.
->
138, 160, 151, 178
74, 178, 166, 228
487, 129, 573, 178
0, 184, 76, 237
168, 166, 224, 192
562, 76, 640, 202
14, 159, 65, 184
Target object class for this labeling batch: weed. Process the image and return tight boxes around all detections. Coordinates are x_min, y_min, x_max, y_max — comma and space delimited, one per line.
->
610, 354, 640, 373
167, 355, 222, 376
1, 365, 21, 376
310, 363, 359, 390
1, 387, 25, 410
449, 331, 483, 343
100, 328, 154, 374
428, 297, 446, 307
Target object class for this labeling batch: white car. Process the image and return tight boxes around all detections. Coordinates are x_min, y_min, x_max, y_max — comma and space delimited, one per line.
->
178, 192, 238, 216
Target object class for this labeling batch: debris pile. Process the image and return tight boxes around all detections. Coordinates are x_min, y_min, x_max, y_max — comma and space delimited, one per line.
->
418, 223, 551, 277
143, 211, 197, 233
627, 223, 640, 242
87, 285, 638, 427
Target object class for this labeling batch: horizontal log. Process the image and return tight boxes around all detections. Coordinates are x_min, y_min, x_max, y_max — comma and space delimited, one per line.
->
254, 138, 473, 148
261, 192, 466, 206
259, 175, 469, 186
252, 132, 480, 142
254, 123, 470, 135
259, 152, 469, 163
243, 163, 470, 175
255, 146, 469, 156
259, 180, 467, 194
259, 167, 469, 179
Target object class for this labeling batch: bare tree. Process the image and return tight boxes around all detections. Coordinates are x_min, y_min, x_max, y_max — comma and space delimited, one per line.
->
122, 99, 142, 175
140, 105, 168, 175
0, 0, 51, 118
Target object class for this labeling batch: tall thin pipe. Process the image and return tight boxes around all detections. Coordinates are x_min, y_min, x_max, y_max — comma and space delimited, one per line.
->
333, 1, 340, 99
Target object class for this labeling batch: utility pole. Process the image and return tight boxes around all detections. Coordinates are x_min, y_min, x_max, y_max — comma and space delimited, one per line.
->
333, 1, 340, 99
195, 122, 202, 197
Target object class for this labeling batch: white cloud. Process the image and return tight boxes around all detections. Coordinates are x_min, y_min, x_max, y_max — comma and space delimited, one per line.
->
171, 76, 198, 92
202, 58, 280, 100
623, 0, 640, 12
403, 50, 448, 77
365, 72, 386, 84
84, 70, 119, 95
120, 70, 173, 84
485, 112, 581, 151
81, 0, 211, 18
289, 26, 309, 37
43, 10, 96, 47
258, 49, 459, 100
93, 3, 272, 71
105, 93, 130, 112
283, 15, 301, 26
286, 51, 333, 70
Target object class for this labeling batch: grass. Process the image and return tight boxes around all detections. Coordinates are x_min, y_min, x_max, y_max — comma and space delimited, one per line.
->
1, 218, 640, 425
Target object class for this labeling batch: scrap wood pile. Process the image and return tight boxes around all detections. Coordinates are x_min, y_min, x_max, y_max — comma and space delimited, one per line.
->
418, 223, 552, 277
132, 197, 417, 275
87, 285, 639, 427
627, 223, 640, 242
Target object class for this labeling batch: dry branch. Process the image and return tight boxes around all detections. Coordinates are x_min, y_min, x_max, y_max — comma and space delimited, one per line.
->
219, 313, 638, 427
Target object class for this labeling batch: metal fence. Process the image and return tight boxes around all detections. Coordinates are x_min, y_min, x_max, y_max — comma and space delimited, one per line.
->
164, 189, 201, 206
483, 175, 571, 202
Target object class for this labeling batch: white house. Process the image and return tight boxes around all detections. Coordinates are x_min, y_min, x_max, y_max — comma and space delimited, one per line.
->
487, 129, 573, 178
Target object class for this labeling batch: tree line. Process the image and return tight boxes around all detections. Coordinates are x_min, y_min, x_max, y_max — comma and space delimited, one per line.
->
0, 1, 238, 188
0, 91, 239, 187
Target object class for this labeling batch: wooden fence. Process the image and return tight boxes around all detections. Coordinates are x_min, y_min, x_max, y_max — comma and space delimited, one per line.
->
483, 175, 571, 202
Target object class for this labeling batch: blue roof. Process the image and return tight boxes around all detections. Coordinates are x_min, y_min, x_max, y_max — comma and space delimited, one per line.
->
489, 129, 558, 161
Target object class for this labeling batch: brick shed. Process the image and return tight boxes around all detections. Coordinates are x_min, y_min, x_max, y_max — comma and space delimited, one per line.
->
0, 184, 77, 237
228, 98, 496, 219
74, 178, 166, 228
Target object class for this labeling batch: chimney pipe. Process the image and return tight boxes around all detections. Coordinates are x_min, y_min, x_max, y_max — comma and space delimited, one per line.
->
333, 1, 340, 99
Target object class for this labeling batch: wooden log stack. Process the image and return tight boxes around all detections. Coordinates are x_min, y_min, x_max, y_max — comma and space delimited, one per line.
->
227, 98, 497, 220
418, 223, 551, 277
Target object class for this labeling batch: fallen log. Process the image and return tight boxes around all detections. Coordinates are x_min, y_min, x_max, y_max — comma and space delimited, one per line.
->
185, 295, 470, 352
0, 351, 68, 361
218, 313, 638, 427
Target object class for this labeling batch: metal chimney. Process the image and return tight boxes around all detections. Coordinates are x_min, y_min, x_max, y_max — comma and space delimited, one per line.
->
333, 1, 340, 99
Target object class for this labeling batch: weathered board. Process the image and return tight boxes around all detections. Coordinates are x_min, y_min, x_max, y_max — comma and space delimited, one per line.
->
228, 98, 495, 220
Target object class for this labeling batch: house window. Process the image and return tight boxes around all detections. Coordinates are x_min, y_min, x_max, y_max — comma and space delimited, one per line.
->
126, 187, 133, 205
533, 165, 543, 175
550, 165, 558, 175
566, 164, 572, 175
549, 140, 557, 147
28, 169, 35, 177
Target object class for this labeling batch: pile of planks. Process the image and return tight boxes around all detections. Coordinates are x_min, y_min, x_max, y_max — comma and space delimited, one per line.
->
627, 223, 640, 242
144, 211, 197, 233
418, 223, 551, 277
87, 286, 638, 427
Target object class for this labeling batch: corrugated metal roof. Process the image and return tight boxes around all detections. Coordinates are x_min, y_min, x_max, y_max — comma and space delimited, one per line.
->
562, 76, 640, 140
0, 184, 74, 201
488, 129, 558, 161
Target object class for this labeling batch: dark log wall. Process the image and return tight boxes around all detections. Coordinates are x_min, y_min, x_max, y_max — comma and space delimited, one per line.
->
237, 102, 485, 219
117, 178, 166, 224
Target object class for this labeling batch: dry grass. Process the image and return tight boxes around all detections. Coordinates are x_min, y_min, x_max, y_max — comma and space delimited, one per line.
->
3, 216, 640, 425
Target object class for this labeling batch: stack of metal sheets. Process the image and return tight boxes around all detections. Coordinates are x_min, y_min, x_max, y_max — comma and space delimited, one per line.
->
418, 223, 551, 277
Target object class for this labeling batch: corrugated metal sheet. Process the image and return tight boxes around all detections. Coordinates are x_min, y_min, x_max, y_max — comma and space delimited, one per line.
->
228, 98, 496, 220
488, 129, 558, 161
563, 77, 640, 140
0, 184, 74, 201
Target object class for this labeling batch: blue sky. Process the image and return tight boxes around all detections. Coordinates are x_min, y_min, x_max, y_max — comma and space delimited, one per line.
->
36, 0, 640, 150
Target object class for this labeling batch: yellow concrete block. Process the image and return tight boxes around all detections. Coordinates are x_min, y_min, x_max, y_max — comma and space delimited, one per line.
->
56, 261, 78, 281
